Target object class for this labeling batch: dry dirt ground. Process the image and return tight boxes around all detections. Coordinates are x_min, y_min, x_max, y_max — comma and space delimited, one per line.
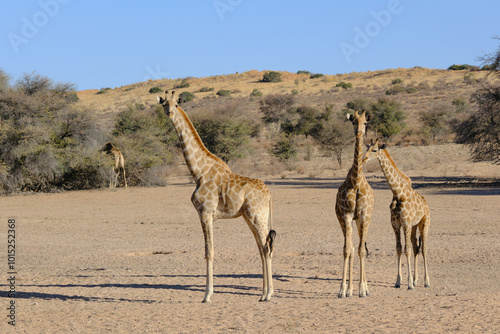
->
1, 168, 500, 333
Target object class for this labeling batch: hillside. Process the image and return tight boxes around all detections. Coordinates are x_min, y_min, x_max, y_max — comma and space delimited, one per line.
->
77, 67, 493, 131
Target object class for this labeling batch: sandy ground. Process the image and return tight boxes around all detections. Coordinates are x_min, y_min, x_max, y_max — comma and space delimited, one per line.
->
1, 172, 500, 333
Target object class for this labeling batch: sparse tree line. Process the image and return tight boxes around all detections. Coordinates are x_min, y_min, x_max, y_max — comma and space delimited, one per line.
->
0, 44, 498, 192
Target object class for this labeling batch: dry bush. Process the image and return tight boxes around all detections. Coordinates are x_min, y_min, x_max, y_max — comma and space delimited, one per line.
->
110, 103, 177, 186
0, 77, 106, 192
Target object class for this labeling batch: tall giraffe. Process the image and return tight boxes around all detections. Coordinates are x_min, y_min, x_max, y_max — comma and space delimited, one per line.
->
157, 90, 276, 303
364, 139, 430, 289
335, 110, 374, 298
102, 142, 128, 188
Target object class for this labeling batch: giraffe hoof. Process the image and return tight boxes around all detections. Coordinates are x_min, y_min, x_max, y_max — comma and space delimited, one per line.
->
408, 285, 414, 290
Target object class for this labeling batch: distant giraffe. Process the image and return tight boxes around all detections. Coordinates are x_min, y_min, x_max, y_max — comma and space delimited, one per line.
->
102, 142, 128, 189
157, 90, 275, 303
335, 110, 374, 298
364, 139, 430, 289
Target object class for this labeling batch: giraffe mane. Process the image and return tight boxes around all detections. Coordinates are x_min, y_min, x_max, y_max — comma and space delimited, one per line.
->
381, 148, 412, 186
175, 105, 229, 169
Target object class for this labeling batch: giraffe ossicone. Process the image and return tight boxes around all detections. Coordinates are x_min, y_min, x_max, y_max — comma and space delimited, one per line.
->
157, 90, 276, 303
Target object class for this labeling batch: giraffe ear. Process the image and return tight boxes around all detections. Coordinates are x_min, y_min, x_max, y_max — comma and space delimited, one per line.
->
346, 113, 354, 122
380, 144, 387, 150
156, 96, 165, 104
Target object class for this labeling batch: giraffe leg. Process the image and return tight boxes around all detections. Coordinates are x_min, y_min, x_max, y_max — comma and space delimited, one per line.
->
244, 215, 274, 302
199, 213, 214, 303
338, 215, 354, 298
403, 224, 414, 290
419, 215, 431, 288
109, 167, 114, 188
411, 225, 419, 286
391, 217, 402, 288
357, 218, 370, 297
122, 168, 128, 188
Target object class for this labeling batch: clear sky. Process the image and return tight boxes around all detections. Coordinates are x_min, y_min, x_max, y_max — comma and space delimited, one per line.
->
1, 0, 498, 91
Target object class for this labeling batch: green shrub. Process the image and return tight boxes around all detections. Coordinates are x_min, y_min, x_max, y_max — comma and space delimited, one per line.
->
464, 73, 480, 84
386, 84, 416, 95
149, 87, 163, 94
65, 92, 79, 102
261, 71, 282, 83
297, 70, 311, 75
370, 98, 406, 138
291, 89, 299, 95
0, 74, 107, 192
310, 73, 324, 79
392, 78, 403, 85
111, 103, 177, 186
406, 86, 417, 93
419, 105, 451, 142
250, 89, 262, 97
448, 64, 480, 71
216, 89, 231, 97
336, 81, 352, 89
179, 91, 195, 103
272, 135, 297, 161
311, 113, 351, 167
192, 106, 255, 163
451, 96, 469, 113
199, 87, 214, 92
175, 79, 190, 89
259, 94, 295, 125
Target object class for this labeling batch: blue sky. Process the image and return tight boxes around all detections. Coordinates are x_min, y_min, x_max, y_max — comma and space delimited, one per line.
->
1, 0, 498, 91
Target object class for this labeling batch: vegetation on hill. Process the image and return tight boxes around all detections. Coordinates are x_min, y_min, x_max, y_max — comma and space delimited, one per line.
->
1, 51, 499, 192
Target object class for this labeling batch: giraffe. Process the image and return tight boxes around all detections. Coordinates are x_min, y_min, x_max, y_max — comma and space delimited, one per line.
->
157, 90, 276, 303
102, 142, 128, 189
364, 139, 430, 290
335, 110, 374, 298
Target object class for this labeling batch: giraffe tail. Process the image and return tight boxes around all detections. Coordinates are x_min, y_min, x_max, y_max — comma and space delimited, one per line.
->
415, 236, 422, 255
266, 197, 276, 257
267, 230, 276, 258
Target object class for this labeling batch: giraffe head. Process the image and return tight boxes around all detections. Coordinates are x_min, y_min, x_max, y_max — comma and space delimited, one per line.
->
157, 90, 181, 117
102, 142, 114, 153
346, 110, 370, 137
363, 138, 387, 163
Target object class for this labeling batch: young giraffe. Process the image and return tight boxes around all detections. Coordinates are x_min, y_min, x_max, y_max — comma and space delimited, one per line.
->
364, 139, 430, 289
157, 90, 276, 303
102, 142, 128, 188
335, 110, 374, 298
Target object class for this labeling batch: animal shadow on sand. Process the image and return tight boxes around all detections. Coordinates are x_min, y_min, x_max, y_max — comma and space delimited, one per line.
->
1, 273, 340, 302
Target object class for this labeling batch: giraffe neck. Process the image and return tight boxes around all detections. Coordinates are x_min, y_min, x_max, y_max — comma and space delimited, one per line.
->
377, 149, 409, 197
349, 133, 364, 188
170, 106, 228, 182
